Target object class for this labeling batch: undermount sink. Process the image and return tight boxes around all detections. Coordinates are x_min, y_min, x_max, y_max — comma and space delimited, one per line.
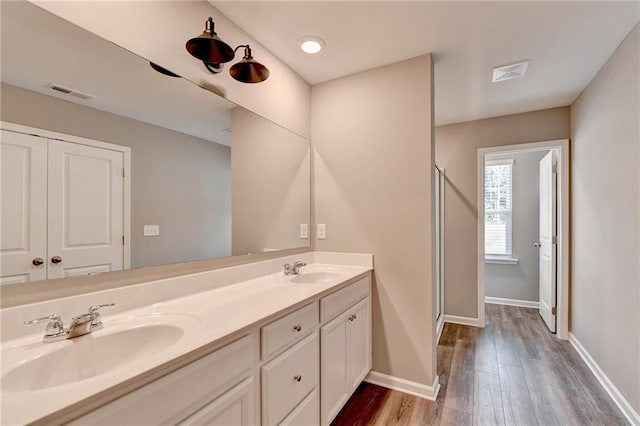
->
290, 271, 342, 284
2, 324, 184, 392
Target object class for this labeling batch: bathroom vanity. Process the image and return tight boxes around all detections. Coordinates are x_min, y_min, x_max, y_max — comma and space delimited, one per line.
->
0, 252, 372, 425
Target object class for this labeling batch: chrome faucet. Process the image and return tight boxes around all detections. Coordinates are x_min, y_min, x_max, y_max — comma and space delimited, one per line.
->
24, 303, 115, 343
283, 261, 307, 276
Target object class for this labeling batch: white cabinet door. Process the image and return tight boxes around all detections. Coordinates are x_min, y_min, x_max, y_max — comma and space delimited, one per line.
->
47, 140, 124, 278
321, 294, 372, 426
0, 130, 47, 284
179, 378, 255, 426
346, 298, 371, 392
320, 311, 349, 425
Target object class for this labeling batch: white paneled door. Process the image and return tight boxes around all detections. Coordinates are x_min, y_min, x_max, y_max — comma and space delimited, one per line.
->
1, 128, 126, 282
0, 130, 48, 284
538, 151, 557, 332
47, 140, 124, 279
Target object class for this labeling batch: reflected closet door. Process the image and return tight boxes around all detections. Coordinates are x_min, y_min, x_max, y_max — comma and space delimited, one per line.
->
0, 130, 47, 284
47, 140, 124, 279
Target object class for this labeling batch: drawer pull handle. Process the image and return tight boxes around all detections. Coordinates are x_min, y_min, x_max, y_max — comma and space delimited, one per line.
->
348, 315, 355, 322
293, 324, 302, 332
294, 375, 302, 382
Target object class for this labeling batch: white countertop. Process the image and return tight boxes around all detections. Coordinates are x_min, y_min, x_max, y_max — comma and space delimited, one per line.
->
1, 258, 372, 425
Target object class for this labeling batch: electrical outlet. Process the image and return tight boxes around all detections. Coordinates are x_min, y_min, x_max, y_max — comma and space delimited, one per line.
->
317, 224, 326, 240
143, 225, 160, 236
299, 224, 309, 239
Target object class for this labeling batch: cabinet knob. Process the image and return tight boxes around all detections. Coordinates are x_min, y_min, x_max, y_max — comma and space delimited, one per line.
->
293, 375, 302, 382
32, 257, 44, 266
293, 324, 302, 332
51, 256, 63, 264
348, 315, 355, 322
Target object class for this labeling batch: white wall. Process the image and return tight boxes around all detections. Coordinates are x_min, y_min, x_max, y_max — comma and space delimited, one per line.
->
570, 23, 639, 415
312, 55, 436, 388
485, 150, 547, 302
32, 1, 311, 139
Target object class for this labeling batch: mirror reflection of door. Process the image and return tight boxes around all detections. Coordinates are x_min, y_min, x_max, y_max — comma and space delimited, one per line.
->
1, 129, 127, 284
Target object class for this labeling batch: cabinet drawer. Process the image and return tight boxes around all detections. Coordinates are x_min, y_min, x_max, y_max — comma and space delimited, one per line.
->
72, 335, 253, 425
261, 333, 318, 425
280, 389, 318, 426
261, 302, 317, 359
320, 275, 370, 323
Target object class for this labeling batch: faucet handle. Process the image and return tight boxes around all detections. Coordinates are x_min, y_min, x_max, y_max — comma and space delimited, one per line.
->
24, 314, 65, 336
283, 263, 293, 275
88, 303, 115, 314
87, 303, 115, 331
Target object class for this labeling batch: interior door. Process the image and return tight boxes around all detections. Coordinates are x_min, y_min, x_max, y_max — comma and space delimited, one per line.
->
538, 151, 557, 332
0, 130, 47, 284
47, 140, 124, 278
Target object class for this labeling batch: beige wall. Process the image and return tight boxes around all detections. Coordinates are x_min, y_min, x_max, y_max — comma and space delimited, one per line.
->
312, 55, 436, 386
485, 150, 547, 302
570, 24, 639, 413
231, 107, 310, 255
34, 1, 311, 139
1, 83, 232, 268
435, 107, 570, 318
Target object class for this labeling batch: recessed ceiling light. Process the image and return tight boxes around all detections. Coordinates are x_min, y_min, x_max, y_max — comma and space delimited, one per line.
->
300, 36, 324, 54
492, 60, 530, 83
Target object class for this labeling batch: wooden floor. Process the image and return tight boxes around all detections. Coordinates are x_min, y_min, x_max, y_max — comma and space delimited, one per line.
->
331, 304, 628, 425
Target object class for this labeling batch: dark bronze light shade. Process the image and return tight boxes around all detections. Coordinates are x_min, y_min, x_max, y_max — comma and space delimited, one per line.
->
186, 17, 235, 64
230, 46, 270, 83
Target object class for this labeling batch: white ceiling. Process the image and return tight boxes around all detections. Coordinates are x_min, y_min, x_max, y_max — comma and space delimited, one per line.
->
1, 1, 235, 146
213, 1, 640, 125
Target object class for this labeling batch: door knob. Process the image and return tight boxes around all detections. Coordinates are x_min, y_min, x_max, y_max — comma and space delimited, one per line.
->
533, 242, 542, 248
51, 256, 63, 264
32, 257, 44, 266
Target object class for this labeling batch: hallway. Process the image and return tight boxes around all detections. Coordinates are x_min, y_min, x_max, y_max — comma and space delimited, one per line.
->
332, 304, 627, 425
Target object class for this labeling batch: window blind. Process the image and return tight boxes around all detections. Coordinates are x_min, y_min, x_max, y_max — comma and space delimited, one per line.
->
485, 159, 513, 257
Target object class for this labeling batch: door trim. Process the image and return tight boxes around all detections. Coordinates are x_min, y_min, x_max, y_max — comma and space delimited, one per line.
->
1, 121, 132, 270
476, 139, 569, 340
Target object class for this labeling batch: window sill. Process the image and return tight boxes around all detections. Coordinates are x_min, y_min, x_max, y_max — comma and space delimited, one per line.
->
485, 257, 519, 265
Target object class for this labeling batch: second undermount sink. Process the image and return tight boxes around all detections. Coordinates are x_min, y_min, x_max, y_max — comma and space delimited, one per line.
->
2, 323, 185, 393
290, 271, 343, 284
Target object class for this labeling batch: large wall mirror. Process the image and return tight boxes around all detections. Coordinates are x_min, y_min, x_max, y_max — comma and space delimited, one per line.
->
0, 2, 310, 288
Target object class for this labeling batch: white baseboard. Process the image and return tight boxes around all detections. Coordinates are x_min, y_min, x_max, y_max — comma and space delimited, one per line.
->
485, 296, 539, 309
365, 371, 440, 401
444, 314, 481, 327
569, 333, 640, 425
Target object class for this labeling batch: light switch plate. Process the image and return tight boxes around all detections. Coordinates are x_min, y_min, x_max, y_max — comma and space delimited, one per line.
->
143, 225, 160, 236
299, 224, 309, 239
317, 224, 326, 240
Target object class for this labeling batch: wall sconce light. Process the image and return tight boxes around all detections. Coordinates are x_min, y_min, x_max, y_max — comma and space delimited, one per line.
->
186, 17, 270, 84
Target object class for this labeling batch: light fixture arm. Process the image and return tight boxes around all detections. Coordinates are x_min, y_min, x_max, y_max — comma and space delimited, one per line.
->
234, 44, 252, 58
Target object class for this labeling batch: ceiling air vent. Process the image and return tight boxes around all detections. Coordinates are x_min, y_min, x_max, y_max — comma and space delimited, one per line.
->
492, 60, 529, 83
48, 84, 94, 100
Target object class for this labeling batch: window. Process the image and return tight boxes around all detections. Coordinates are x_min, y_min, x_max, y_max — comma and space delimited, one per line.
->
485, 159, 513, 257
